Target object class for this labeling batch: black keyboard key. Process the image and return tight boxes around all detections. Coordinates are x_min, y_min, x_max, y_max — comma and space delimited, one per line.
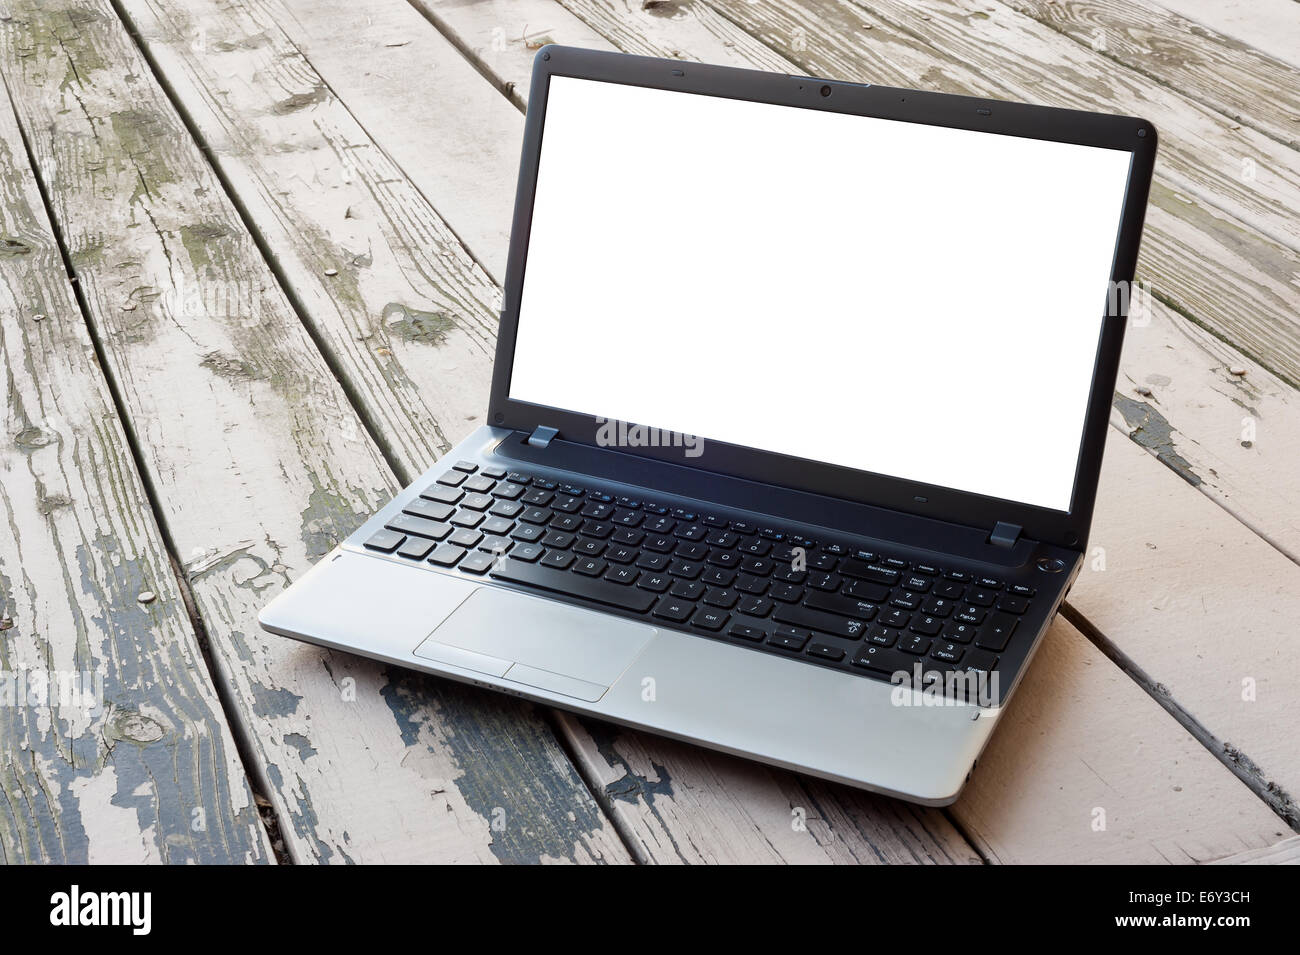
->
551, 514, 582, 532
702, 587, 739, 610
612, 508, 643, 527
675, 542, 709, 561
436, 471, 466, 487
865, 626, 897, 647
521, 488, 554, 506
976, 577, 1003, 590
772, 567, 807, 584
635, 552, 670, 571
490, 499, 524, 518
735, 574, 769, 595
427, 543, 467, 567
493, 483, 529, 502
670, 579, 705, 600
463, 475, 495, 493
604, 545, 637, 564
963, 649, 1000, 673
644, 534, 676, 553
935, 581, 965, 600
931, 642, 964, 664
448, 528, 482, 549
768, 583, 804, 603
520, 507, 552, 525
740, 557, 773, 576
898, 633, 931, 656
921, 597, 955, 618
478, 536, 511, 556
773, 604, 868, 639
881, 608, 911, 629
706, 530, 739, 548
506, 471, 532, 484
396, 537, 435, 560
997, 595, 1029, 614
668, 561, 702, 580
652, 597, 693, 622
582, 502, 613, 519
605, 566, 639, 585
806, 572, 841, 592
966, 588, 997, 607
910, 615, 943, 636
851, 645, 911, 675
542, 530, 575, 549
573, 557, 607, 577
611, 528, 645, 546
385, 514, 452, 541
690, 608, 729, 631
701, 567, 736, 587
943, 623, 979, 645
540, 550, 575, 570
706, 550, 741, 569
482, 516, 515, 536
460, 493, 494, 512
404, 499, 454, 522
511, 524, 544, 543
459, 551, 496, 574
845, 580, 890, 603
739, 538, 771, 556
883, 557, 908, 570
490, 559, 655, 612
976, 613, 1018, 651
914, 564, 939, 576
637, 573, 672, 593
954, 606, 986, 625
450, 510, 484, 529
1010, 584, 1036, 597
574, 539, 607, 557
364, 529, 405, 553
420, 485, 463, 505
768, 628, 810, 652
902, 575, 932, 592
809, 553, 839, 571
511, 542, 545, 562
481, 466, 507, 480
944, 570, 970, 581
674, 524, 707, 542
728, 624, 766, 643
804, 591, 880, 621
644, 516, 675, 534
551, 494, 583, 513
452, 460, 478, 473
807, 643, 845, 662
890, 591, 922, 610
737, 596, 772, 617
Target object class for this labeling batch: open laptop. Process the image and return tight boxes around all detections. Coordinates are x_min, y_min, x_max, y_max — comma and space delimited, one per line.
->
259, 46, 1156, 805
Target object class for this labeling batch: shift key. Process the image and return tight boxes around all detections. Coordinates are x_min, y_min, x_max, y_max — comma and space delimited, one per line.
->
773, 603, 870, 639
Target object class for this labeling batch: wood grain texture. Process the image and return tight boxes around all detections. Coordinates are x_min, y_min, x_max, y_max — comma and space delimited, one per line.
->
0, 0, 629, 863
0, 78, 269, 863
1002, 0, 1300, 148
175, 0, 984, 865
1207, 835, 1300, 865
955, 614, 1286, 864
1070, 432, 1300, 825
702, 0, 1300, 391
1150, 0, 1300, 70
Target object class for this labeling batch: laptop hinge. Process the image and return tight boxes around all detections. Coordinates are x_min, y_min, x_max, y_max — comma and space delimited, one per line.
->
527, 425, 560, 449
988, 521, 1022, 549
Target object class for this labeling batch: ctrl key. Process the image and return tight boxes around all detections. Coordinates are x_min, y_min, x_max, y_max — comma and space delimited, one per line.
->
364, 529, 405, 553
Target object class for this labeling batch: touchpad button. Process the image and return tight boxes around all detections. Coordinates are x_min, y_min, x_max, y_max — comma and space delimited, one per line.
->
424, 587, 656, 688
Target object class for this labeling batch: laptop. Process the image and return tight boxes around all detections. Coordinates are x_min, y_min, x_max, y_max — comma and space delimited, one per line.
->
259, 46, 1156, 805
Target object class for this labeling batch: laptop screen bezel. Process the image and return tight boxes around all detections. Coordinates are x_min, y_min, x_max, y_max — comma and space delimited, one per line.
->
487, 46, 1158, 552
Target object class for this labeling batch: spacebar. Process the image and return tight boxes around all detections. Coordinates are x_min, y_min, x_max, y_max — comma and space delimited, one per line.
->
489, 559, 656, 613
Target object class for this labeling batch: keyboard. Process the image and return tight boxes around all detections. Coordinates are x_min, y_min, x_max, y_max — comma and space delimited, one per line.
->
362, 460, 1039, 693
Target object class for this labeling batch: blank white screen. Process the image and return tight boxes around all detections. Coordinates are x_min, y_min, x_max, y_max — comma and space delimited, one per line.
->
510, 76, 1133, 511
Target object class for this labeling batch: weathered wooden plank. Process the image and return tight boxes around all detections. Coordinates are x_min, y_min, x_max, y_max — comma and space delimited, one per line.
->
1070, 432, 1300, 825
1002, 0, 1300, 148
1150, 0, 1300, 71
165, 0, 981, 864
407, 0, 615, 111
703, 0, 1300, 392
955, 614, 1286, 864
1208, 835, 1300, 865
0, 0, 630, 863
0, 77, 269, 862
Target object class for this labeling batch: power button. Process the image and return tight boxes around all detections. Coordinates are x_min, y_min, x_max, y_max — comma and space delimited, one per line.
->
1036, 557, 1066, 573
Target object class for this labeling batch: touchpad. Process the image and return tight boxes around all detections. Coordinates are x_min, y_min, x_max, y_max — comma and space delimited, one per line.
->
417, 587, 656, 700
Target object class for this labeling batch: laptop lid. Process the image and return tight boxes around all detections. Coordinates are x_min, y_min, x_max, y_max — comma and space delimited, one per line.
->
488, 46, 1157, 552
